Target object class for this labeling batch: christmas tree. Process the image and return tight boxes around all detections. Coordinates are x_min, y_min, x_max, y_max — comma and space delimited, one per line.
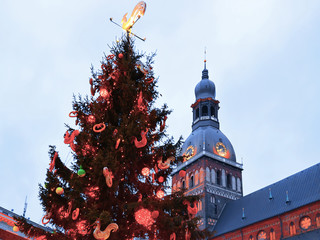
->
15, 35, 210, 240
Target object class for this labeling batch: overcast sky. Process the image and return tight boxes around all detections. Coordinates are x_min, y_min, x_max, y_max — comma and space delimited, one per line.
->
1, 0, 320, 224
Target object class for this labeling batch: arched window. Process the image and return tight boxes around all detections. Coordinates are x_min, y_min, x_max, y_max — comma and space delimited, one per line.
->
232, 176, 236, 190
186, 173, 189, 189
210, 106, 215, 117
289, 222, 296, 236
177, 181, 181, 190
216, 170, 221, 185
199, 168, 205, 183
202, 105, 208, 116
270, 228, 276, 240
221, 169, 226, 187
227, 174, 232, 189
211, 169, 216, 184
316, 213, 320, 228
196, 108, 199, 119
257, 230, 267, 240
182, 180, 185, 189
237, 178, 242, 192
248, 235, 253, 240
206, 167, 211, 182
189, 175, 194, 188
195, 170, 199, 185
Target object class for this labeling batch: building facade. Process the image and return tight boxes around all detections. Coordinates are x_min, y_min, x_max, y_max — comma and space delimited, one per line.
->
171, 63, 320, 239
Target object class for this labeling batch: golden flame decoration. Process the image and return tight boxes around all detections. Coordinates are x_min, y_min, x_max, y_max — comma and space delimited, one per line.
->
121, 1, 147, 32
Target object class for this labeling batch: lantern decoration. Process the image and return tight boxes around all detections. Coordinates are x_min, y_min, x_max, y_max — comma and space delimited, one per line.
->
49, 152, 58, 172
160, 116, 167, 132
72, 208, 80, 220
103, 167, 114, 187
134, 129, 148, 148
134, 208, 155, 229
56, 187, 64, 195
78, 166, 86, 177
183, 200, 198, 216
156, 190, 165, 199
93, 219, 118, 240
179, 170, 186, 178
100, 88, 109, 99
69, 111, 78, 118
13, 225, 19, 232
42, 212, 52, 225
170, 233, 176, 240
93, 123, 106, 133
88, 115, 96, 124
158, 156, 174, 170
141, 167, 150, 177
158, 176, 164, 183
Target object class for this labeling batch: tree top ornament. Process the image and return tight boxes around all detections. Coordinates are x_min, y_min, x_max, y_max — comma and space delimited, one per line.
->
110, 1, 147, 41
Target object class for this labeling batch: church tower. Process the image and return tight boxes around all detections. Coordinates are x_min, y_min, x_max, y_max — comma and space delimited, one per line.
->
171, 61, 243, 230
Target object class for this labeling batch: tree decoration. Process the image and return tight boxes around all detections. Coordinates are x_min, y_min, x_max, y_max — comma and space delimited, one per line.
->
49, 152, 58, 172
77, 220, 89, 236
64, 130, 79, 144
100, 88, 109, 99
121, 1, 146, 32
160, 116, 167, 132
170, 233, 176, 240
93, 219, 118, 240
13, 225, 19, 232
137, 91, 146, 111
93, 123, 106, 133
158, 156, 174, 170
134, 208, 155, 229
134, 129, 148, 148
183, 200, 198, 216
118, 53, 124, 59
88, 115, 96, 124
151, 210, 159, 219
103, 167, 114, 187
179, 170, 186, 178
41, 212, 51, 225
69, 111, 78, 118
115, 138, 121, 149
141, 167, 150, 176
55, 187, 64, 195
156, 190, 165, 199
78, 166, 86, 177
72, 208, 80, 220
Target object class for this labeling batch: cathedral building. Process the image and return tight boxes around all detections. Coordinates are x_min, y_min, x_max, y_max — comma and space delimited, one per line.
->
171, 63, 320, 240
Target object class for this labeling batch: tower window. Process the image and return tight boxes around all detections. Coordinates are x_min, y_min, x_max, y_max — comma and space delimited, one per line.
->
237, 178, 242, 192
316, 213, 320, 228
227, 174, 232, 189
211, 169, 216, 184
182, 180, 185, 189
211, 106, 215, 117
206, 167, 210, 182
196, 108, 199, 119
232, 176, 236, 190
202, 105, 208, 116
189, 176, 194, 188
221, 169, 226, 187
270, 228, 276, 240
289, 222, 296, 236
248, 235, 253, 240
216, 170, 221, 185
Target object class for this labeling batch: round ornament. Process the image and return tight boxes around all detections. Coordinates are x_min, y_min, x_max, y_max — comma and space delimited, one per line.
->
100, 88, 109, 99
13, 226, 19, 232
158, 176, 164, 183
118, 53, 124, 59
151, 210, 159, 219
78, 166, 86, 177
156, 190, 164, 199
88, 115, 96, 124
72, 208, 80, 220
134, 208, 155, 229
56, 187, 64, 195
141, 167, 150, 177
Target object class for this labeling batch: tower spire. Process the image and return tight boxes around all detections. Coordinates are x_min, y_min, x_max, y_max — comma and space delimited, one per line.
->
202, 48, 209, 79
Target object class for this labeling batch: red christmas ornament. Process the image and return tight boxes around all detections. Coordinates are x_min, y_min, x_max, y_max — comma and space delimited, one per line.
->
134, 129, 148, 148
69, 111, 78, 118
41, 212, 51, 225
100, 88, 109, 99
103, 167, 114, 187
156, 190, 164, 199
141, 167, 150, 176
76, 220, 88, 235
72, 208, 80, 220
151, 210, 159, 219
49, 152, 58, 172
115, 138, 121, 149
88, 115, 96, 124
170, 233, 176, 240
56, 187, 64, 195
158, 176, 164, 183
183, 200, 198, 216
179, 170, 186, 178
160, 116, 167, 132
113, 129, 118, 137
93, 123, 106, 133
134, 208, 155, 229
118, 53, 124, 59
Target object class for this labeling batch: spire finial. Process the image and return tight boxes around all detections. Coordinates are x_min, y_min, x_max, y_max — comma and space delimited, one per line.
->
202, 48, 209, 79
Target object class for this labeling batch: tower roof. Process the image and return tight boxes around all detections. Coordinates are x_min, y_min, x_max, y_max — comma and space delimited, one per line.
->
195, 61, 216, 100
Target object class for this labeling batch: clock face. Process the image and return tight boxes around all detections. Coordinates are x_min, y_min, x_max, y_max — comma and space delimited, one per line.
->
300, 216, 311, 230
257, 231, 267, 240
215, 142, 227, 157
183, 145, 195, 161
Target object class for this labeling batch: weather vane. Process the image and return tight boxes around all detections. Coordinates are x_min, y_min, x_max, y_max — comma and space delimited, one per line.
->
110, 1, 147, 41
